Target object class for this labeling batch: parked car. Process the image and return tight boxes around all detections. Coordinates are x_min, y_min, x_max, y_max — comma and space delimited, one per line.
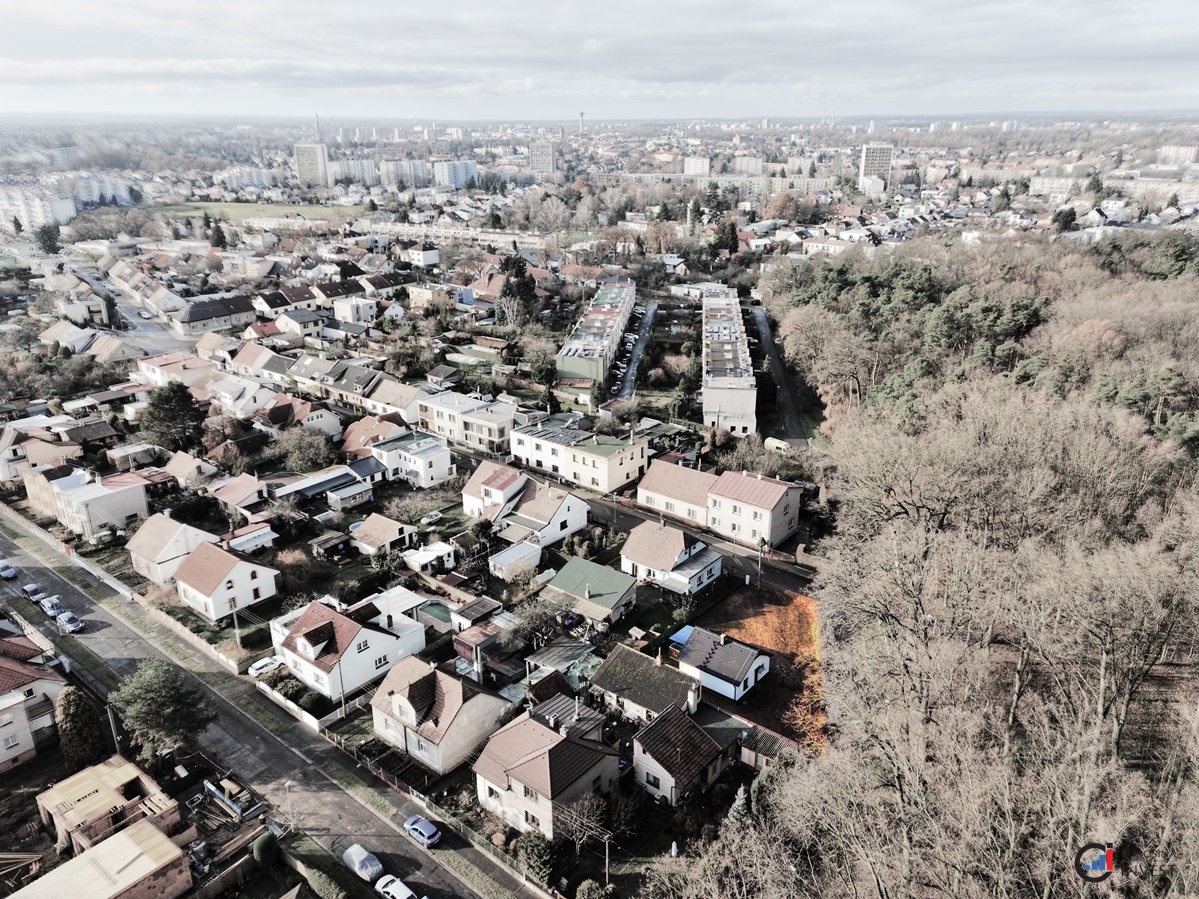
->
0, 560, 17, 579
56, 612, 84, 633
137, 309, 152, 320
39, 596, 67, 618
21, 583, 45, 602
247, 656, 284, 678
419, 511, 442, 526
375, 875, 426, 899
402, 815, 441, 848
341, 844, 384, 883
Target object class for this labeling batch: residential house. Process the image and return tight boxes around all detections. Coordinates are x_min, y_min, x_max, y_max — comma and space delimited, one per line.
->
401, 541, 456, 574
462, 461, 527, 519
674, 626, 770, 701
633, 705, 727, 806
417, 393, 515, 455
125, 512, 220, 586
407, 242, 439, 268
0, 640, 65, 773
202, 374, 276, 420
17, 818, 192, 899
135, 352, 220, 388
539, 557, 637, 626
341, 415, 406, 458
162, 450, 220, 489
254, 393, 344, 438
53, 470, 149, 540
589, 643, 701, 724
510, 421, 648, 493
707, 470, 804, 547
361, 377, 431, 424
370, 429, 456, 488
174, 542, 278, 622
276, 308, 327, 339
0, 426, 83, 483
426, 364, 461, 390
407, 284, 454, 312
272, 597, 426, 702
349, 512, 416, 557
620, 521, 723, 595
228, 343, 294, 387
473, 711, 621, 839
636, 460, 717, 526
486, 479, 589, 548
35, 755, 182, 854
20, 463, 78, 520
371, 657, 511, 775
488, 540, 541, 580
169, 295, 256, 337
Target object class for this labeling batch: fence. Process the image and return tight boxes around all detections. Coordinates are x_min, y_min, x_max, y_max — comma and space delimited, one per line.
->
422, 798, 555, 899
256, 681, 322, 733
0, 503, 134, 599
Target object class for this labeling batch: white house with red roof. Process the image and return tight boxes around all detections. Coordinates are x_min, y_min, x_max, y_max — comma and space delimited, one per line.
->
706, 470, 804, 547
174, 542, 279, 622
0, 636, 66, 773
271, 597, 426, 702
461, 461, 528, 519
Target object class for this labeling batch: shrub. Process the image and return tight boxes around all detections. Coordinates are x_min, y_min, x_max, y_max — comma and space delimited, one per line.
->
275, 679, 305, 701
576, 881, 605, 899
298, 692, 324, 713
252, 832, 278, 868
304, 868, 346, 899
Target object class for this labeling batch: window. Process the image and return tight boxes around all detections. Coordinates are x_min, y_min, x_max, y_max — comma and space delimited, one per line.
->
592, 775, 602, 792
250, 570, 258, 580
590, 477, 599, 486
645, 496, 654, 506
525, 811, 541, 828
523, 784, 539, 800
750, 529, 758, 540
665, 501, 675, 513
710, 517, 719, 527
687, 508, 696, 519
645, 771, 660, 788
252, 587, 261, 600
374, 655, 389, 669
417, 738, 427, 752
711, 499, 721, 509
225, 579, 234, 590
560, 519, 568, 531
356, 639, 369, 653
752, 510, 762, 521
550, 447, 559, 457
551, 464, 559, 474
23, 687, 34, 699
488, 786, 501, 801
732, 504, 741, 514
3, 735, 18, 749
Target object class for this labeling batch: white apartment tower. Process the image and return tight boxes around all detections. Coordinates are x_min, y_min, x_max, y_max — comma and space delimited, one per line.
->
294, 143, 330, 187
858, 142, 894, 192
683, 156, 711, 176
432, 160, 478, 189
701, 293, 757, 437
529, 141, 558, 176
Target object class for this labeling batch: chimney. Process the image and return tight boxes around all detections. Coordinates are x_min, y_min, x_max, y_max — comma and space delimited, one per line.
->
686, 681, 699, 715
741, 470, 747, 477
386, 613, 393, 630
756, 472, 762, 480
720, 633, 727, 644
574, 695, 581, 721
548, 713, 559, 730
163, 507, 172, 518
584, 584, 591, 600
655, 648, 663, 666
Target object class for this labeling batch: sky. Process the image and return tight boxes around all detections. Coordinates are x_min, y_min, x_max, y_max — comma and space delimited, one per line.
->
2, 0, 1197, 121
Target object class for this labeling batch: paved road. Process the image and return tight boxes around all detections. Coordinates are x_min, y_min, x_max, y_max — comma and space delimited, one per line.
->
69, 263, 195, 356
617, 302, 658, 401
749, 307, 817, 444
0, 527, 537, 899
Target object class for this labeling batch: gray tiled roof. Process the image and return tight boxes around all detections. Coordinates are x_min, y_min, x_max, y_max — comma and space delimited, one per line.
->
589, 644, 698, 714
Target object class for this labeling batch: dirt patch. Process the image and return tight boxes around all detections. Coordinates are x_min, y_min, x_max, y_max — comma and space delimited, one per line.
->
0, 749, 71, 888
697, 587, 821, 744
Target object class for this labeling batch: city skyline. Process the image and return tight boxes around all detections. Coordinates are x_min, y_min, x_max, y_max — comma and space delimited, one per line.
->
3, 0, 1196, 121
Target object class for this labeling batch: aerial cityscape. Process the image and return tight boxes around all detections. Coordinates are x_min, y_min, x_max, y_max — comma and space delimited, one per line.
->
1, 4, 1198, 899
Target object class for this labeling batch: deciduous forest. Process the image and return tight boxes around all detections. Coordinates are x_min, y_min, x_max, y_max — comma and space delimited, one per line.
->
645, 231, 1199, 898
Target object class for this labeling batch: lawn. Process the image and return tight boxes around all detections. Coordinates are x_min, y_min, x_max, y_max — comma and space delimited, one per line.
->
156, 201, 365, 222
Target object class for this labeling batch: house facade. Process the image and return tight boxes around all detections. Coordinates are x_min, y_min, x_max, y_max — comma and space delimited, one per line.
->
636, 460, 717, 526
0, 643, 65, 773
510, 424, 648, 493
173, 542, 279, 622
126, 513, 220, 586
473, 712, 620, 839
371, 430, 457, 488
706, 470, 804, 547
370, 657, 511, 775
620, 521, 723, 595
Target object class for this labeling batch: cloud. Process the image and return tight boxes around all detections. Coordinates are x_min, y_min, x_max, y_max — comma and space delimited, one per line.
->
2, 0, 1197, 117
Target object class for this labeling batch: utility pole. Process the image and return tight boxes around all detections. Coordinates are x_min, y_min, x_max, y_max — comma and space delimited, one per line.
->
106, 703, 121, 752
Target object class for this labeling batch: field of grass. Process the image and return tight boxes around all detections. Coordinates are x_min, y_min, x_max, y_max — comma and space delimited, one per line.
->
156, 201, 365, 222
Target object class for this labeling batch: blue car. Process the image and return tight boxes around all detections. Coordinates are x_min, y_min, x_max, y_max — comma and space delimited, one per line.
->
402, 814, 441, 848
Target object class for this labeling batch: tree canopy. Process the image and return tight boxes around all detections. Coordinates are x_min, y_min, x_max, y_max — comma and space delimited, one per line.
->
108, 660, 216, 764
139, 381, 205, 451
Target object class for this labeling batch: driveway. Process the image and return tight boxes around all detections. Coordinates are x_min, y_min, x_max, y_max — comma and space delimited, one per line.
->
749, 306, 816, 443
617, 301, 658, 400
0, 528, 537, 899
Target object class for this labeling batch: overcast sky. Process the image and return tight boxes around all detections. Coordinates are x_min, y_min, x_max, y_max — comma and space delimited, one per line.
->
3, 0, 1196, 121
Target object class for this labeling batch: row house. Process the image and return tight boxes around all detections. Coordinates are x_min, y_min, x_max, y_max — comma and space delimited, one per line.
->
636, 460, 806, 548
510, 419, 648, 493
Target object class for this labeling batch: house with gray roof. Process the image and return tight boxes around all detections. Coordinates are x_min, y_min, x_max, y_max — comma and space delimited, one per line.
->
588, 643, 701, 724
673, 626, 770, 701
633, 705, 727, 806
540, 557, 636, 625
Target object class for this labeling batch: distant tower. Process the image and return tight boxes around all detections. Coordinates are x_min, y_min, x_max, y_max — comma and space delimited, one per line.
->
315, 113, 321, 142
579, 112, 584, 135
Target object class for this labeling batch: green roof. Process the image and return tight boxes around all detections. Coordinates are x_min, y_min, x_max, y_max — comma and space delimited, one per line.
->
546, 558, 636, 610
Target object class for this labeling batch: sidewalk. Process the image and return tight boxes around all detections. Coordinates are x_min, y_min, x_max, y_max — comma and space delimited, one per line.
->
0, 509, 540, 899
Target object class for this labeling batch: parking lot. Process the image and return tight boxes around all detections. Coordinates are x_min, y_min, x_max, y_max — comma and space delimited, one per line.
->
613, 301, 658, 400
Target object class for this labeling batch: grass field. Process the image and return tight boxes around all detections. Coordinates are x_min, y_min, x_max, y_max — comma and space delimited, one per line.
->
156, 201, 365, 222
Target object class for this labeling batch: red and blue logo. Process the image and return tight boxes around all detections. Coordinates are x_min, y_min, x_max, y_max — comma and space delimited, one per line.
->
1075, 843, 1115, 883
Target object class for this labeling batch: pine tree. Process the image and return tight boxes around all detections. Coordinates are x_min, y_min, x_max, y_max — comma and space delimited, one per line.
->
55, 685, 108, 771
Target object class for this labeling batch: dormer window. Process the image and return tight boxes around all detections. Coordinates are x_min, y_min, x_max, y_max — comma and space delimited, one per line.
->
297, 638, 316, 659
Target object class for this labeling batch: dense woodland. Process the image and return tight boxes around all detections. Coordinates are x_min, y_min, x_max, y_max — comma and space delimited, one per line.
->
645, 231, 1199, 898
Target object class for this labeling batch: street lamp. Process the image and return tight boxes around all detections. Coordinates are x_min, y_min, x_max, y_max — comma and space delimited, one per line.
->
283, 780, 296, 831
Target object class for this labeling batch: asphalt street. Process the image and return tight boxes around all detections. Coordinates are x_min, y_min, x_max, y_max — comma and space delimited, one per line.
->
69, 263, 195, 356
616, 301, 658, 401
0, 526, 537, 899
749, 306, 816, 444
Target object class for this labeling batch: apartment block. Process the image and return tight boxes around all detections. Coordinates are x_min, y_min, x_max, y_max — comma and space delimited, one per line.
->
417, 393, 515, 455
555, 279, 637, 383
510, 420, 647, 492
432, 159, 478, 189
294, 142, 330, 187
701, 294, 757, 437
